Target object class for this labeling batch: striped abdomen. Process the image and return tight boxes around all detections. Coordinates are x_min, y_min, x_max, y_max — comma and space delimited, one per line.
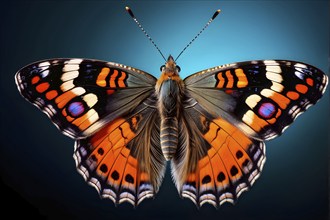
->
158, 78, 181, 160
160, 116, 178, 160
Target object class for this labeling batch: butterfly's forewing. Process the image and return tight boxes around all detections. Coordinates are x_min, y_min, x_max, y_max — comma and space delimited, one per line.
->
15, 59, 156, 139
184, 60, 328, 140
172, 60, 328, 207
74, 95, 166, 206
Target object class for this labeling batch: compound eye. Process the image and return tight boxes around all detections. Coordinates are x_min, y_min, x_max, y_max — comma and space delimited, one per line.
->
176, 65, 181, 72
160, 65, 165, 71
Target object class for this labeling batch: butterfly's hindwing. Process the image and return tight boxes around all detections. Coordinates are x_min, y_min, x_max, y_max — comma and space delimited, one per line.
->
171, 98, 265, 207
74, 95, 166, 206
15, 59, 157, 138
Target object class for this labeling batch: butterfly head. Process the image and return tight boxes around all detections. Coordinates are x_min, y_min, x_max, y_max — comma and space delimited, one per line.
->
160, 55, 181, 75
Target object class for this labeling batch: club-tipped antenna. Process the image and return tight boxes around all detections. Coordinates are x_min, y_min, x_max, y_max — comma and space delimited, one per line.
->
175, 9, 221, 61
126, 6, 167, 61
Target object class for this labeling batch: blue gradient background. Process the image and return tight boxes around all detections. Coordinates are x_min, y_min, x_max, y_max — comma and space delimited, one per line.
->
1, 0, 329, 219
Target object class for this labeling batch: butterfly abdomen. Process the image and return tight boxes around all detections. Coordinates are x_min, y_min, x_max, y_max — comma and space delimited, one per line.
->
158, 78, 183, 160
160, 116, 178, 161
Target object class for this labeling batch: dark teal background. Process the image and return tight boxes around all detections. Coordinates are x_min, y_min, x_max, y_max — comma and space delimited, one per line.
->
1, 0, 329, 219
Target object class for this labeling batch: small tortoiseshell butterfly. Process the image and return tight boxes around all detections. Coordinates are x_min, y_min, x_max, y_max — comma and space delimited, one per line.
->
15, 7, 328, 207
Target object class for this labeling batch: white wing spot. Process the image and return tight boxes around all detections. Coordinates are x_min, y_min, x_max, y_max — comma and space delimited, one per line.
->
266, 65, 282, 73
41, 70, 49, 78
72, 87, 86, 96
60, 80, 75, 92
242, 110, 258, 130
85, 109, 99, 125
294, 70, 304, 80
38, 61, 50, 67
263, 60, 279, 65
61, 70, 79, 81
63, 64, 80, 72
260, 88, 275, 98
271, 81, 284, 92
266, 71, 283, 83
245, 94, 261, 108
83, 93, 98, 107
65, 59, 83, 65
294, 63, 307, 69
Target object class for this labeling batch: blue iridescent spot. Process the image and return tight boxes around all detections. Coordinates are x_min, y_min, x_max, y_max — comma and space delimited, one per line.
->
68, 102, 85, 117
258, 102, 276, 119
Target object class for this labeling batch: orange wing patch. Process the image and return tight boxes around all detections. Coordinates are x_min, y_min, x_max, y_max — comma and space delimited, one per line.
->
31, 75, 40, 84
96, 67, 128, 88
96, 67, 110, 87
36, 82, 50, 93
306, 77, 314, 86
45, 90, 58, 100
225, 70, 234, 88
295, 84, 308, 94
74, 116, 155, 206
216, 68, 249, 89
182, 116, 265, 207
235, 68, 248, 88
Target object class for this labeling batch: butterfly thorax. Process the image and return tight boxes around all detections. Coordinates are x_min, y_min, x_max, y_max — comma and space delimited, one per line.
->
156, 56, 184, 160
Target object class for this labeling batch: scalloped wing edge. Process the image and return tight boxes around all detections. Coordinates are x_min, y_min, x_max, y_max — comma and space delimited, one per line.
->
180, 141, 266, 208
73, 141, 155, 207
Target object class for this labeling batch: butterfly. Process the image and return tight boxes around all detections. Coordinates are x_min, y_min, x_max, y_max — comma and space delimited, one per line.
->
15, 7, 328, 208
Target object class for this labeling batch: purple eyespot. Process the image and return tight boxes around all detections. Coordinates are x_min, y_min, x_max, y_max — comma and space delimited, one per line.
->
258, 102, 276, 119
68, 102, 85, 117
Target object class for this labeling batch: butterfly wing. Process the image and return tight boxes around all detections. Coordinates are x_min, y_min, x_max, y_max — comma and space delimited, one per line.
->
172, 99, 265, 207
15, 58, 156, 139
171, 60, 327, 207
15, 58, 166, 206
184, 60, 328, 140
74, 95, 166, 206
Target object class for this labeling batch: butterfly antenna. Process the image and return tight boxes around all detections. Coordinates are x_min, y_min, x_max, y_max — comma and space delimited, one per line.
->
126, 6, 167, 61
175, 9, 221, 61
